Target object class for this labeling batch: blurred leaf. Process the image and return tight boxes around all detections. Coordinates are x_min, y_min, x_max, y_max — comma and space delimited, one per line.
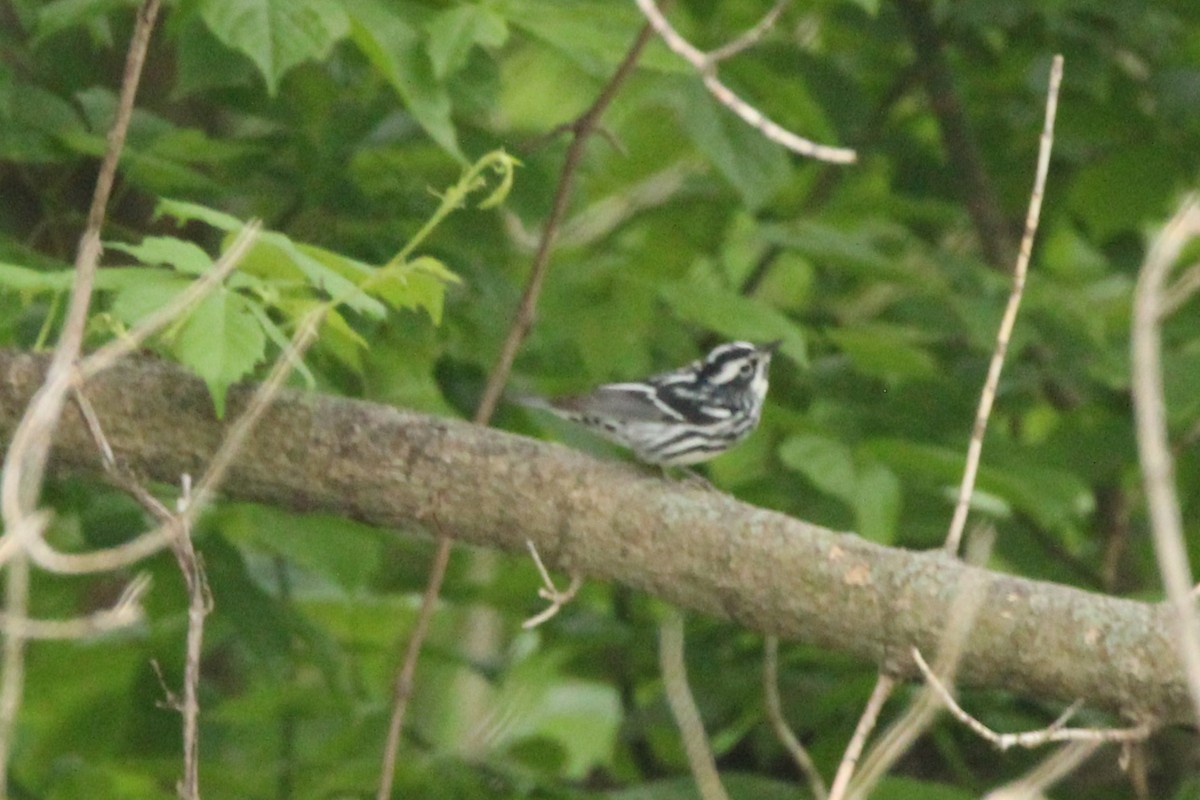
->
424, 5, 508, 81
779, 433, 857, 503
171, 288, 267, 417
105, 236, 214, 276
197, 0, 350, 95
660, 281, 808, 365
854, 460, 902, 543
348, 0, 464, 160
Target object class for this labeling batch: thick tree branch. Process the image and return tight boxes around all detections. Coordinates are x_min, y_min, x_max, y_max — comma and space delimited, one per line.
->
0, 349, 1186, 724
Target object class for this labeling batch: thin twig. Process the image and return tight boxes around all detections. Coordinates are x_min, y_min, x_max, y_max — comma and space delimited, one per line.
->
944, 54, 1063, 555
763, 636, 828, 800
1160, 261, 1200, 316
522, 540, 583, 629
0, 574, 148, 639
659, 607, 729, 800
376, 512, 454, 800
172, 476, 210, 800
911, 647, 1152, 750
1131, 194, 1200, 724
982, 741, 1101, 800
827, 675, 895, 800
707, 0, 790, 63
375, 26, 657, 798
0, 3, 162, 794
842, 528, 995, 800
633, 0, 856, 164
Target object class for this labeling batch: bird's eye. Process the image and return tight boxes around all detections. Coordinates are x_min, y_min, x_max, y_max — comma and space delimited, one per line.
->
738, 362, 754, 378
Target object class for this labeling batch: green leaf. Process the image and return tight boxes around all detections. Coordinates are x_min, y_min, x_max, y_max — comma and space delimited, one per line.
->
778, 434, 857, 503
155, 197, 245, 232
172, 289, 267, 417
197, 0, 350, 95
659, 281, 807, 365
105, 236, 214, 276
424, 5, 507, 81
667, 79, 791, 211
0, 262, 74, 293
108, 272, 193, 327
828, 326, 938, 382
348, 0, 463, 160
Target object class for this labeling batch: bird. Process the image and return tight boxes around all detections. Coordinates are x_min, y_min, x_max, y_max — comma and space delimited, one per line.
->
519, 340, 780, 466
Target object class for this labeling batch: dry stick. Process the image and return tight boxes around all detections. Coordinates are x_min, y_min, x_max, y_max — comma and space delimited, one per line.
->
172, 477, 211, 800
660, 607, 729, 800
763, 636, 827, 800
944, 54, 1063, 555
826, 675, 895, 800
1130, 195, 1200, 723
0, 3, 161, 795
706, 0, 791, 63
374, 28, 658, 800
633, 0, 856, 164
910, 647, 1151, 750
842, 530, 996, 800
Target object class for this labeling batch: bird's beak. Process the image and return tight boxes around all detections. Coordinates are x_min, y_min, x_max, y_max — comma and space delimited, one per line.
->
759, 339, 782, 356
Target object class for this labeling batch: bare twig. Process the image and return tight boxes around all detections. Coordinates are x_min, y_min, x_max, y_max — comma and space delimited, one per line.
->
376, 512, 454, 800
894, 0, 1013, 268
1131, 195, 1200, 723
633, 0, 856, 164
827, 675, 895, 800
982, 742, 1102, 800
842, 528, 995, 800
1160, 261, 1200, 316
763, 636, 827, 800
376, 26, 657, 797
522, 540, 583, 629
911, 647, 1152, 750
707, 0, 790, 63
172, 476, 211, 800
660, 607, 729, 800
944, 54, 1063, 555
0, 573, 148, 639
0, 2, 162, 794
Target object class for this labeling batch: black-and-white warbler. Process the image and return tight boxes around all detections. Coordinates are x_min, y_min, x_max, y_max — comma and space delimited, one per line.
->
520, 340, 779, 466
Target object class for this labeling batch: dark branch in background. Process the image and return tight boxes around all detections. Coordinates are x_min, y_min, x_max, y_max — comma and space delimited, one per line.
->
894, 0, 1015, 269
0, 349, 1190, 726
375, 24, 657, 800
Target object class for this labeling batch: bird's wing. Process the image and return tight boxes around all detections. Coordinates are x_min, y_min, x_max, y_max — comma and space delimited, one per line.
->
554, 383, 686, 423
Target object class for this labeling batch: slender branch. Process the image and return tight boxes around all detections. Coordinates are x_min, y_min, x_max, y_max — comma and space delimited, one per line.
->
522, 540, 583, 629
944, 54, 1063, 555
660, 607, 729, 800
634, 0, 856, 164
0, 3, 161, 795
911, 647, 1152, 750
1131, 195, 1200, 724
982, 741, 1101, 800
707, 0, 790, 63
0, 574, 147, 639
894, 0, 1013, 268
375, 26, 657, 797
376, 516, 453, 800
172, 477, 210, 800
827, 675, 894, 800
763, 636, 827, 800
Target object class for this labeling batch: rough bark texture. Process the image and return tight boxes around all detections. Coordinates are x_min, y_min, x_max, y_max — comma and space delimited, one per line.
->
0, 349, 1186, 725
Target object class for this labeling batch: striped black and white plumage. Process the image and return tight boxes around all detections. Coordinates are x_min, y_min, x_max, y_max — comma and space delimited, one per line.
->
521, 340, 779, 466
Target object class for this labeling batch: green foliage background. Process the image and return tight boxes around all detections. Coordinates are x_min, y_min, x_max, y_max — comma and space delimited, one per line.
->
2, 0, 1200, 797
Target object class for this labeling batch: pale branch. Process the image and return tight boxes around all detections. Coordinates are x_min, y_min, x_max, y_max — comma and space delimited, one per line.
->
660, 608, 729, 800
633, 0, 857, 164
0, 348, 1191, 724
944, 54, 1062, 556
763, 636, 827, 800
1131, 195, 1200, 723
911, 647, 1152, 750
